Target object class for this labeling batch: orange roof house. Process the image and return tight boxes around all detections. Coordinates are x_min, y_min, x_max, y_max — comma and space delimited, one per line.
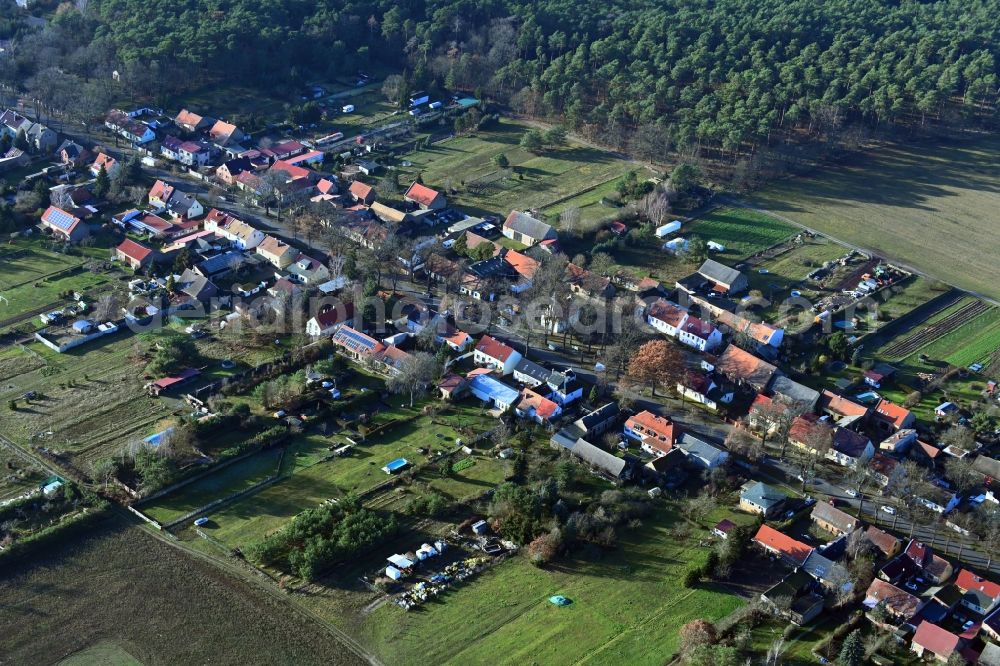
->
148, 179, 175, 208
270, 159, 313, 183
256, 235, 296, 269
348, 180, 375, 203
753, 524, 813, 566
90, 152, 118, 177
404, 182, 446, 210
475, 335, 518, 364
175, 108, 209, 132
515, 388, 561, 423
504, 249, 540, 281
873, 399, 915, 432
624, 410, 676, 455
209, 119, 243, 145
715, 344, 778, 392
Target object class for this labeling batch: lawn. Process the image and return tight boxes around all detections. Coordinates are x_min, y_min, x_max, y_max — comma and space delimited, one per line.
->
391, 119, 639, 217
0, 269, 118, 323
140, 447, 284, 524
0, 514, 364, 665
58, 641, 143, 666
872, 277, 950, 322
752, 137, 1000, 300
0, 239, 98, 290
685, 207, 798, 261
540, 177, 628, 228
359, 506, 745, 666
173, 401, 497, 549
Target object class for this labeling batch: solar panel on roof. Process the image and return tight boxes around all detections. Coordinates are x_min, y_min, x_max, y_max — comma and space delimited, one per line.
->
46, 208, 77, 231
335, 327, 380, 354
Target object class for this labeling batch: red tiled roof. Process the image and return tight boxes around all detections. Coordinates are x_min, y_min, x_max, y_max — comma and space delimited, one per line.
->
149, 179, 174, 203
625, 410, 675, 447
819, 390, 870, 418
270, 160, 312, 181
404, 182, 441, 207
647, 299, 686, 328
209, 119, 239, 141
137, 213, 173, 233
874, 399, 912, 428
865, 579, 920, 618
152, 367, 201, 390
117, 239, 153, 263
475, 335, 517, 362
753, 524, 812, 565
518, 388, 560, 420
439, 373, 466, 392
349, 180, 372, 199
504, 249, 539, 280
175, 109, 203, 128
916, 440, 942, 459
956, 569, 1000, 600
92, 152, 116, 172
443, 329, 471, 348
286, 150, 323, 165
681, 370, 712, 396
313, 303, 354, 329
912, 621, 960, 658
789, 413, 823, 443
716, 344, 778, 387
178, 140, 206, 153
680, 315, 716, 341
865, 526, 900, 557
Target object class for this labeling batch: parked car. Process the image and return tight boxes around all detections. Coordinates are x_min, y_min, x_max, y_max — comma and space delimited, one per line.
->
845, 488, 858, 498
880, 505, 897, 515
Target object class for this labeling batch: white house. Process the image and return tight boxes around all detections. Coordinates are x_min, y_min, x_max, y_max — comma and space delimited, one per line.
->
204, 209, 265, 250
676, 316, 722, 352
305, 304, 354, 338
473, 335, 522, 375
646, 299, 687, 338
827, 428, 875, 468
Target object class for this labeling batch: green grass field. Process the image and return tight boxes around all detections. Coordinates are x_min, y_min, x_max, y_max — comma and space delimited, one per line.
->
169, 402, 497, 549
753, 138, 1000, 300
59, 641, 143, 666
872, 277, 951, 322
392, 120, 639, 216
909, 308, 1000, 368
540, 177, 627, 228
141, 447, 284, 524
686, 207, 798, 260
0, 241, 90, 289
358, 506, 744, 666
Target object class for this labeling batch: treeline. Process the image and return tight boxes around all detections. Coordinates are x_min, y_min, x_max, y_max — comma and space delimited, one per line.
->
5, 0, 1000, 167
245, 497, 399, 580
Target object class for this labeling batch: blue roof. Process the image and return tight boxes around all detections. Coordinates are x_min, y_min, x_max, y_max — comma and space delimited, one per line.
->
469, 374, 519, 405
45, 207, 78, 231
